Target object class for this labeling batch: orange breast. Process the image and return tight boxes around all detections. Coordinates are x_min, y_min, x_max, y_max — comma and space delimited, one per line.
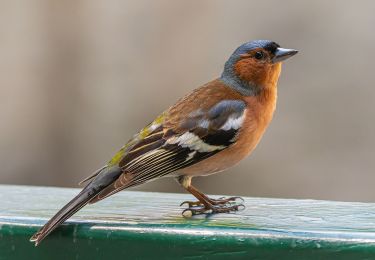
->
180, 87, 277, 176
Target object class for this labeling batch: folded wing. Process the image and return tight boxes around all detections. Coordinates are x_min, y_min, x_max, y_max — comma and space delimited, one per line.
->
89, 99, 247, 203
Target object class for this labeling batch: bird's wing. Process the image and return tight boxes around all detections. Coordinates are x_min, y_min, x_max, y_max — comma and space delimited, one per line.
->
88, 95, 247, 203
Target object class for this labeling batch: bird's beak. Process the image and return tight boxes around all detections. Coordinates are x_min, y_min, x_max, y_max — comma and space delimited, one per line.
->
272, 48, 298, 63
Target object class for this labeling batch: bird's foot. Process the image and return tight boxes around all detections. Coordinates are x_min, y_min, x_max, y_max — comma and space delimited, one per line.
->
180, 196, 245, 217
210, 196, 244, 205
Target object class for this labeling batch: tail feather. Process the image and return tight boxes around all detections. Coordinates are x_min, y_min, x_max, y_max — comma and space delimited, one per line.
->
30, 187, 97, 246
30, 166, 122, 246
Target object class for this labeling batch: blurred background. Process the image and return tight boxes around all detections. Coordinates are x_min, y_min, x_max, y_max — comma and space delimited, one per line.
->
1, 0, 374, 202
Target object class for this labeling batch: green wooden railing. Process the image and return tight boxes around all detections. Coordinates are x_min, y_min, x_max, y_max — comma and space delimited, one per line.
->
1, 185, 375, 259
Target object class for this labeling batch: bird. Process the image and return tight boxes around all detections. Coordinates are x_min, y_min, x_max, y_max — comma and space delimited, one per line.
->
30, 39, 297, 246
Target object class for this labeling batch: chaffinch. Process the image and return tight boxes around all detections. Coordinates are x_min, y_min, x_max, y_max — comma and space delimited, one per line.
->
31, 40, 297, 245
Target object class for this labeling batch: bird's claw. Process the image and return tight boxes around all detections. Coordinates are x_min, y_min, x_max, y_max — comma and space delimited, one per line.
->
213, 196, 244, 205
180, 196, 245, 217
182, 206, 207, 217
182, 203, 245, 217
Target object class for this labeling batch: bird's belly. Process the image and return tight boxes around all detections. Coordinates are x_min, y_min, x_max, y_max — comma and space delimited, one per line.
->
179, 142, 256, 176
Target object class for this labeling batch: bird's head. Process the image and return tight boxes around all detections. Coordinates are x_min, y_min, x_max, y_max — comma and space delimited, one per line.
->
221, 40, 298, 95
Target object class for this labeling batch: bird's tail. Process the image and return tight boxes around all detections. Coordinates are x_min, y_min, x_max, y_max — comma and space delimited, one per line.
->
30, 166, 122, 246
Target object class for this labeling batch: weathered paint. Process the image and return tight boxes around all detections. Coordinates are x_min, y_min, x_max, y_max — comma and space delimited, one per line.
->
1, 185, 375, 259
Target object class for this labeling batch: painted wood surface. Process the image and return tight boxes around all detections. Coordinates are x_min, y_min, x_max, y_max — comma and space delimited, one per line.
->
1, 185, 375, 259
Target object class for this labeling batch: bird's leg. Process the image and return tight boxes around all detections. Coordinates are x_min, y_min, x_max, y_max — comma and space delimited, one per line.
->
177, 176, 244, 216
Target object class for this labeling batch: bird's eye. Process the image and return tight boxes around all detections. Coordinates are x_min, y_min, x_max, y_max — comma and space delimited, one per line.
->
254, 51, 264, 60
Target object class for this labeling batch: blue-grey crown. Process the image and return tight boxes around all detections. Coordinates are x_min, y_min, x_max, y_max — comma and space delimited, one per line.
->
220, 40, 279, 96
232, 40, 279, 57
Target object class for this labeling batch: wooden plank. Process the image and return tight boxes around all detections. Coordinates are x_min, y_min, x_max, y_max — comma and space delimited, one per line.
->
1, 184, 375, 259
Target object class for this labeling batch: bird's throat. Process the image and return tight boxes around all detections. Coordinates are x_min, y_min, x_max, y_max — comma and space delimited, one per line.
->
221, 63, 281, 97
